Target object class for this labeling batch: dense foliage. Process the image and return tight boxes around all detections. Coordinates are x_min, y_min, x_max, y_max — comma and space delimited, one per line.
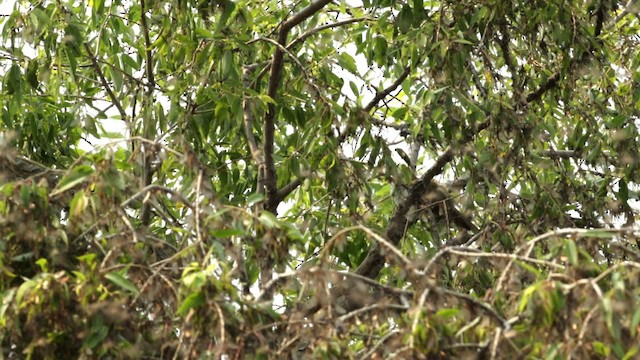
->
2, 0, 640, 358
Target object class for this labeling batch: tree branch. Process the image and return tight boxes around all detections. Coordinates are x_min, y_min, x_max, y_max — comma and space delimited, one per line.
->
337, 65, 415, 144
355, 147, 455, 280
256, 37, 328, 106
287, 17, 372, 49
369, 116, 410, 131
438, 287, 510, 329
0, 153, 62, 184
363, 65, 413, 112
526, 1, 609, 104
140, 0, 156, 226
263, 0, 333, 213
281, 0, 335, 33
275, 177, 305, 204
242, 67, 266, 195
355, 120, 490, 280
525, 72, 560, 104
121, 184, 195, 210
140, 0, 155, 90
82, 43, 128, 123
497, 23, 523, 105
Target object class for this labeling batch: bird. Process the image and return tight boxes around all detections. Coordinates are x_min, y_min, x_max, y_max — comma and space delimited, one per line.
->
0, 153, 61, 184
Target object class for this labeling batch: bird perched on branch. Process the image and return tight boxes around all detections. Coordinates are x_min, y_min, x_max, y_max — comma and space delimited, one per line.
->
0, 153, 61, 184
393, 180, 476, 232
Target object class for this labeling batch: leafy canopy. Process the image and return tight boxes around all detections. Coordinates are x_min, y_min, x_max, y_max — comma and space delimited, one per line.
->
2, 0, 640, 358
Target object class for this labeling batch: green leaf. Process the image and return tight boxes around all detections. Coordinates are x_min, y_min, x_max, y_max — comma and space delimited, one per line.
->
105, 271, 140, 295
337, 52, 358, 74
618, 179, 629, 202
435, 308, 460, 319
373, 36, 388, 65
564, 240, 578, 266
4, 64, 22, 95
247, 192, 265, 205
121, 53, 140, 71
177, 291, 205, 316
0, 288, 16, 326
592, 341, 610, 357
221, 49, 234, 77
623, 346, 639, 360
453, 38, 474, 45
84, 320, 109, 349
16, 279, 37, 304
259, 212, 279, 228
515, 260, 541, 278
518, 283, 539, 313
283, 223, 303, 241
69, 190, 90, 218
349, 81, 359, 97
631, 306, 640, 337
396, 5, 414, 33
64, 23, 83, 54
215, 0, 236, 33
211, 228, 244, 238
26, 60, 39, 90
392, 107, 408, 119
108, 65, 123, 93
51, 165, 94, 196
35, 258, 48, 272
31, 7, 50, 27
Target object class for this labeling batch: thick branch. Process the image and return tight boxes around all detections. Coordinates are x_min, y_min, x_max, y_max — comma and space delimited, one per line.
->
139, 0, 156, 226
356, 120, 490, 280
525, 72, 560, 103
275, 177, 304, 204
263, 0, 333, 212
281, 0, 334, 33
355, 148, 455, 279
540, 150, 580, 159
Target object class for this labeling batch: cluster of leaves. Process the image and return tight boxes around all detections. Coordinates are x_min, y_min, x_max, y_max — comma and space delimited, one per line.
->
1, 0, 640, 358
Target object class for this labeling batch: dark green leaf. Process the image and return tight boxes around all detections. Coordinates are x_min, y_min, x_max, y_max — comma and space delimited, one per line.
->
105, 271, 140, 295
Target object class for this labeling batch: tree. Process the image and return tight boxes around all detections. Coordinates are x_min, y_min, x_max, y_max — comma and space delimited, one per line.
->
1, 0, 640, 358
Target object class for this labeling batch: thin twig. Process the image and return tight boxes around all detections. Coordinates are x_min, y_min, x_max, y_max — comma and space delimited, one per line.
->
212, 301, 226, 357
120, 184, 195, 210
337, 303, 408, 322
287, 17, 372, 49
364, 65, 414, 112
489, 327, 502, 360
569, 305, 599, 359
195, 170, 204, 255
242, 67, 266, 194
359, 330, 399, 360
82, 42, 128, 122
